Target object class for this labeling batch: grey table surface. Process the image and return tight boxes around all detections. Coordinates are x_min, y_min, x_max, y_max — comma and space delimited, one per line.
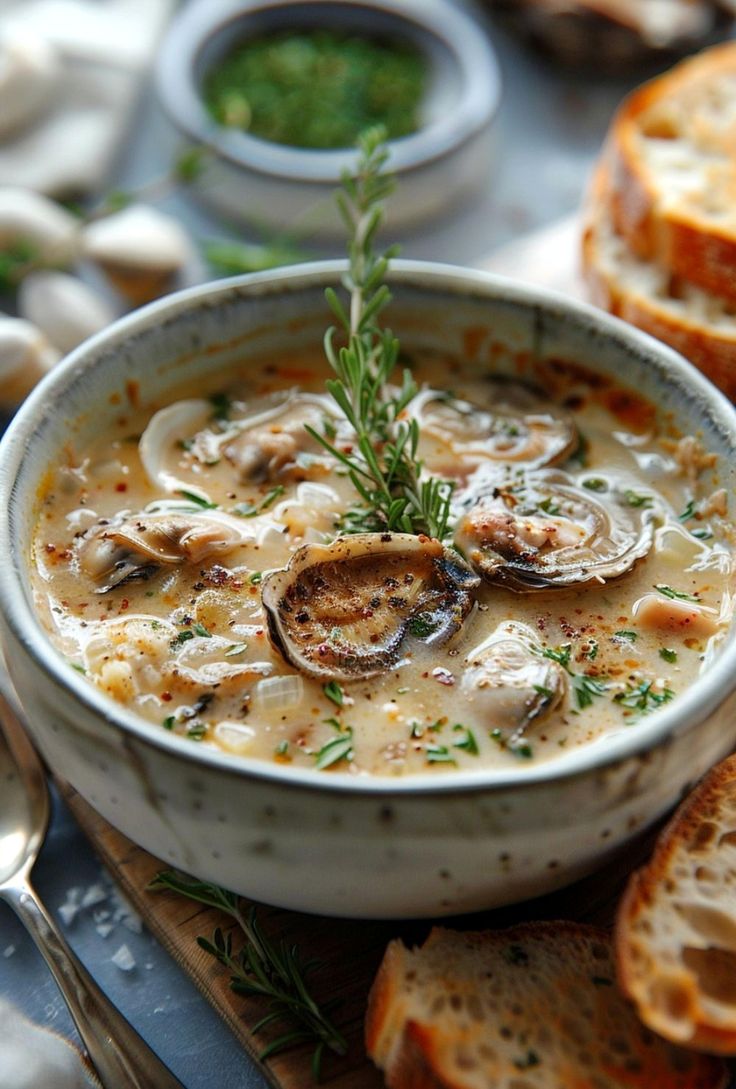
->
0, 5, 667, 1088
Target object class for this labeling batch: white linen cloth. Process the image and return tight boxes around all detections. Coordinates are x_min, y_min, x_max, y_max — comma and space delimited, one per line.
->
0, 998, 98, 1088
0, 0, 174, 196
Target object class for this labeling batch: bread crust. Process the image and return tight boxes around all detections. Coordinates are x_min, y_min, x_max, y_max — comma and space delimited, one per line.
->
605, 41, 736, 305
581, 169, 736, 400
617, 754, 736, 1054
366, 921, 728, 1087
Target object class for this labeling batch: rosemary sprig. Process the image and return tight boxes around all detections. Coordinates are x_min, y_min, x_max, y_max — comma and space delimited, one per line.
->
305, 127, 453, 539
149, 871, 347, 1078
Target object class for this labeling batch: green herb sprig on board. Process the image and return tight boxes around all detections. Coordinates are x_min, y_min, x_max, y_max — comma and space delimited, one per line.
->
149, 871, 347, 1079
305, 128, 453, 540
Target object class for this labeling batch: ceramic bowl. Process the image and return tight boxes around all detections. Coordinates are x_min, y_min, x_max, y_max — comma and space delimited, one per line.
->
155, 0, 501, 235
1, 262, 736, 920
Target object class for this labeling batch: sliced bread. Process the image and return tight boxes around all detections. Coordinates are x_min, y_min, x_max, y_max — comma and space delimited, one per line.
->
617, 754, 736, 1054
581, 179, 736, 399
604, 41, 736, 304
365, 921, 727, 1088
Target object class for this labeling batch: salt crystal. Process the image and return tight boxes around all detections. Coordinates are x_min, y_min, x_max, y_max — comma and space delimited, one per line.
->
122, 914, 142, 935
58, 902, 79, 927
95, 922, 114, 938
81, 883, 107, 908
111, 944, 135, 972
3, 944, 15, 958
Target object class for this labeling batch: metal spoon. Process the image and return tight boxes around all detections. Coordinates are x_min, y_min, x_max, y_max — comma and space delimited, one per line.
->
0, 685, 186, 1089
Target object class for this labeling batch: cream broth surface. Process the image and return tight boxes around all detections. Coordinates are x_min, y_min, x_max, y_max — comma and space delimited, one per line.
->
31, 352, 734, 776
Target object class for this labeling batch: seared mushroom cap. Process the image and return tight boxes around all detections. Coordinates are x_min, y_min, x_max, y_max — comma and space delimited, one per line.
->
261, 533, 480, 681
461, 621, 567, 732
455, 470, 655, 590
415, 380, 578, 477
80, 511, 251, 592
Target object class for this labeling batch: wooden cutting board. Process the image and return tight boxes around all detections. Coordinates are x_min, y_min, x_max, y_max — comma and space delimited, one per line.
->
60, 782, 659, 1089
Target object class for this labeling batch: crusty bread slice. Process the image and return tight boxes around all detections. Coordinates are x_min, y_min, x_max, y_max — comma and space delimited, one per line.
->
581, 177, 736, 399
605, 41, 736, 305
365, 922, 727, 1088
617, 754, 736, 1055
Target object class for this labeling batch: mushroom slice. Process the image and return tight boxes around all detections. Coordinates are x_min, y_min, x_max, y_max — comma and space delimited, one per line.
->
220, 392, 339, 484
80, 511, 253, 593
461, 621, 567, 733
261, 533, 480, 681
415, 380, 577, 476
455, 470, 655, 590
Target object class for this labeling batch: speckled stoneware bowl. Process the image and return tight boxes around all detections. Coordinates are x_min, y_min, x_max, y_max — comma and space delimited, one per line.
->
1, 262, 736, 920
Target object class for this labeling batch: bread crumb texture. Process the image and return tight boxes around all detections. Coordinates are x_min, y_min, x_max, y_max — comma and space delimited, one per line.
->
366, 921, 726, 1088
618, 753, 736, 1055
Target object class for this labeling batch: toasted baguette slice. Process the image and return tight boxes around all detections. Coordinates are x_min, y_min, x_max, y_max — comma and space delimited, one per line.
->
582, 185, 736, 399
605, 41, 736, 305
365, 922, 727, 1088
617, 754, 736, 1054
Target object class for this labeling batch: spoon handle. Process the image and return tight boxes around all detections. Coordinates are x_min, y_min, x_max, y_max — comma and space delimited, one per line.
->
5, 879, 186, 1089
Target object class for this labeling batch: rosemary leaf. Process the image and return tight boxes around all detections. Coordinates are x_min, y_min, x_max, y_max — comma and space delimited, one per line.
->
150, 871, 347, 1075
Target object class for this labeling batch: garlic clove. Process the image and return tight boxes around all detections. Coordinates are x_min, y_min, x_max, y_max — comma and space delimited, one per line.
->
17, 271, 116, 355
0, 28, 60, 140
82, 204, 194, 305
0, 314, 60, 407
0, 188, 79, 265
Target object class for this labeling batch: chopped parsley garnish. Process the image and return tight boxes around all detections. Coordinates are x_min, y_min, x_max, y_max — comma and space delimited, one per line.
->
323, 680, 344, 707
176, 489, 218, 510
543, 642, 606, 710
614, 680, 674, 714
582, 477, 607, 492
170, 629, 195, 649
572, 673, 608, 710
187, 723, 207, 741
315, 728, 354, 770
679, 499, 697, 521
452, 724, 479, 755
249, 571, 263, 585
275, 740, 289, 757
407, 614, 440, 639
585, 640, 598, 660
162, 715, 176, 730
425, 744, 457, 765
538, 496, 560, 516
193, 622, 212, 638
232, 485, 286, 518
655, 584, 699, 602
614, 630, 637, 642
659, 647, 677, 663
624, 490, 653, 509
542, 643, 572, 669
691, 527, 713, 540
533, 684, 553, 701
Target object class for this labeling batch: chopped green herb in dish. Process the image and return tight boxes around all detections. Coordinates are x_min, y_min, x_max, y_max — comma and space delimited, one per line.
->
203, 29, 427, 149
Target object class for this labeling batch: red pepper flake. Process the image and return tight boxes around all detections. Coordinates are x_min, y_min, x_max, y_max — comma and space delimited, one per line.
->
115, 482, 128, 493
161, 691, 172, 702
120, 599, 129, 610
44, 543, 56, 553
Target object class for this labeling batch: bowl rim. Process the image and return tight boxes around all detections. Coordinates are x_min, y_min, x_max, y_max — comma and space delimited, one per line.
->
2, 258, 736, 797
155, 0, 502, 183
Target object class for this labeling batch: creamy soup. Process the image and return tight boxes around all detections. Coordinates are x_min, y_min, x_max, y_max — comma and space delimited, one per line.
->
30, 351, 734, 776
